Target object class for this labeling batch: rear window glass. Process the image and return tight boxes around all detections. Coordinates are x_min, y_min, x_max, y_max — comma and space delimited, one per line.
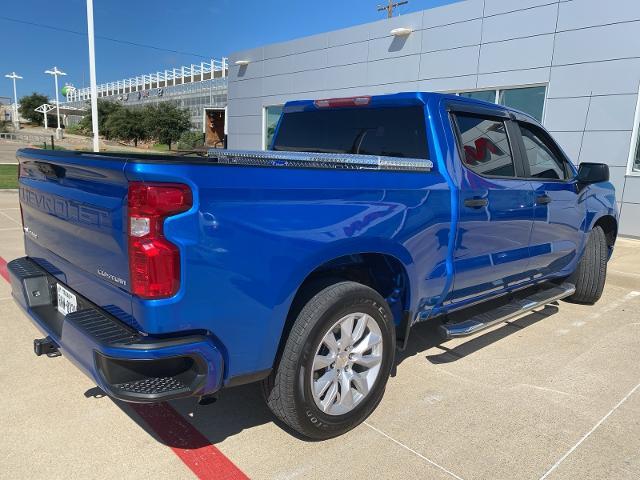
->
273, 106, 429, 159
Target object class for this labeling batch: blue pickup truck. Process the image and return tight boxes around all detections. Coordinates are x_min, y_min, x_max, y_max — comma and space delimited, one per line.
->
9, 92, 617, 439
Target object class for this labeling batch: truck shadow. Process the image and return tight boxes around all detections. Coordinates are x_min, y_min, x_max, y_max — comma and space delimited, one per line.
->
88, 382, 303, 446
396, 304, 559, 368
125, 384, 273, 444
85, 304, 559, 446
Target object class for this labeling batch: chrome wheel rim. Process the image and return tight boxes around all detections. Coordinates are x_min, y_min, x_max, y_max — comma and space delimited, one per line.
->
310, 312, 384, 416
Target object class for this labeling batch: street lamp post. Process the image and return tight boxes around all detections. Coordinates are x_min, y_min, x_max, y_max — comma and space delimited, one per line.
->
44, 66, 66, 139
86, 0, 100, 152
4, 72, 23, 130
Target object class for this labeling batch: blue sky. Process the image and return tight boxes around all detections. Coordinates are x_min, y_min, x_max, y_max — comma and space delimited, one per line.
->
1, 0, 460, 101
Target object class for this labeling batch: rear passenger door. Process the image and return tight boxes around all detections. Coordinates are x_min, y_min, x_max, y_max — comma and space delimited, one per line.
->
448, 109, 536, 304
513, 121, 586, 276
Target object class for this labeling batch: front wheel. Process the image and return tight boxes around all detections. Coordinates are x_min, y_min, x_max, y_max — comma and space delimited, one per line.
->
566, 225, 608, 304
263, 281, 395, 440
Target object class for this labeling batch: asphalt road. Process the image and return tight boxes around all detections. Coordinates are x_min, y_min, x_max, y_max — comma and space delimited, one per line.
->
0, 143, 20, 164
1, 189, 639, 480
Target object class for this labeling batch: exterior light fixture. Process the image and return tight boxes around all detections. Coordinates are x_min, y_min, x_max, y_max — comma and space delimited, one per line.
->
44, 66, 67, 139
235, 60, 250, 66
390, 27, 413, 36
4, 72, 23, 129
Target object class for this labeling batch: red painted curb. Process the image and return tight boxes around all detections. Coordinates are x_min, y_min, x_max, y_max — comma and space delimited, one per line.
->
0, 255, 249, 480
132, 403, 250, 480
0, 256, 8, 283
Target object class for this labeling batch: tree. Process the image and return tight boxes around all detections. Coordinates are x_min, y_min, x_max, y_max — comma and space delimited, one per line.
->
104, 108, 148, 147
79, 99, 123, 139
143, 103, 191, 150
18, 93, 50, 125
176, 131, 205, 150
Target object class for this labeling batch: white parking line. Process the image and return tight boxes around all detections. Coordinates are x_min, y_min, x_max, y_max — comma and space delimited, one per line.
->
519, 384, 577, 398
609, 269, 640, 279
0, 211, 20, 227
364, 421, 465, 480
583, 290, 640, 321
539, 381, 640, 480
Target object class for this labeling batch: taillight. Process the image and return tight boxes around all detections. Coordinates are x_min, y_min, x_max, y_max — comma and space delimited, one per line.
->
127, 182, 192, 299
314, 96, 371, 108
18, 163, 24, 226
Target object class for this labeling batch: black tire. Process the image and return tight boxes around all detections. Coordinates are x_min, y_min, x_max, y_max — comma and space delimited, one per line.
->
262, 281, 395, 440
566, 225, 608, 304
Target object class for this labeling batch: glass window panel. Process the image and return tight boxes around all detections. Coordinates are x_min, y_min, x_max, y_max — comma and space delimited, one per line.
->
273, 106, 429, 159
264, 105, 283, 149
455, 114, 515, 177
519, 123, 567, 180
499, 86, 546, 122
459, 90, 497, 103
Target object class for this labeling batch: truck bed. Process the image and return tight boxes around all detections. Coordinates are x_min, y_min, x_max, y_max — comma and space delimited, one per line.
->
15, 146, 447, 381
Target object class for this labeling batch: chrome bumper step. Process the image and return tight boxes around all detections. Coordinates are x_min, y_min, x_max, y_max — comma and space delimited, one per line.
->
439, 282, 576, 339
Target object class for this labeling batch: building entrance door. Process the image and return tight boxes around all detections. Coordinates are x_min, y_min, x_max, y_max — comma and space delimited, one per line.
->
205, 108, 226, 148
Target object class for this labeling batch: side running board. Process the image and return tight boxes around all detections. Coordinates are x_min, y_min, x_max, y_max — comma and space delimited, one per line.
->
439, 282, 576, 340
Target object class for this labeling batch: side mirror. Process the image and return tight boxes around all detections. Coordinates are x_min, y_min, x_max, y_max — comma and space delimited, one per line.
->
577, 162, 609, 184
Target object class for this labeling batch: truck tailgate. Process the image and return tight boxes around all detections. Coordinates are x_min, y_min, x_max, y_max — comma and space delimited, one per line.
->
17, 149, 131, 301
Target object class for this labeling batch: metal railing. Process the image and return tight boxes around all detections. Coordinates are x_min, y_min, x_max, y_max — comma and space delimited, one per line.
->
67, 58, 228, 102
0, 132, 56, 149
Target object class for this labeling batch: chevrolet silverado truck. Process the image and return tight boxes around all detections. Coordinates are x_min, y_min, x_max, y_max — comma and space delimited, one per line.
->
9, 92, 617, 439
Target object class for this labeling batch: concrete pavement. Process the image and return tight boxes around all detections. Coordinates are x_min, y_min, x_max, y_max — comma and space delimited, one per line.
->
0, 143, 20, 164
1, 188, 639, 480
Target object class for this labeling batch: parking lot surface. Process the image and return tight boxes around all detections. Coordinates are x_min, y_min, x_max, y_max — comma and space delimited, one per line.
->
0, 143, 20, 164
1, 188, 639, 480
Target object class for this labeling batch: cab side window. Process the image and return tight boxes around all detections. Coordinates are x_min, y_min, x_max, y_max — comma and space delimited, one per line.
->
519, 123, 568, 180
455, 114, 516, 177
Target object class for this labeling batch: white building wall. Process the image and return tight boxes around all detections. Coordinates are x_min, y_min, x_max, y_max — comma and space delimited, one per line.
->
227, 0, 640, 236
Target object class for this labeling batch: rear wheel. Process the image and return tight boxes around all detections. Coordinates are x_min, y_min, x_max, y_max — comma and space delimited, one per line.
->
263, 281, 395, 439
566, 226, 608, 304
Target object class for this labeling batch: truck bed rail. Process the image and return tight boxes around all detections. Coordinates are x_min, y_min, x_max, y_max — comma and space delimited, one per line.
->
207, 149, 433, 172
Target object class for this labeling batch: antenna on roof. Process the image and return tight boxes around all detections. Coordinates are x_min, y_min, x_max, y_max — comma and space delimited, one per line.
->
377, 0, 408, 18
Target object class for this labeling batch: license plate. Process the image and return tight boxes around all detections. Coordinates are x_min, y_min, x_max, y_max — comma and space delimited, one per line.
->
57, 284, 77, 316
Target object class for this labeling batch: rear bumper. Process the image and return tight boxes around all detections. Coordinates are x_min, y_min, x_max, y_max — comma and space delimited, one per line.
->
8, 257, 224, 403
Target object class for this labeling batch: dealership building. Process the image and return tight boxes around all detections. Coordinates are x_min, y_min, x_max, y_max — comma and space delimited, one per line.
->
64, 59, 229, 145
225, 0, 640, 237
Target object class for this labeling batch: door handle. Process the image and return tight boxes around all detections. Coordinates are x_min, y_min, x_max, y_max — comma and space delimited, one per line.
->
536, 194, 552, 205
464, 197, 488, 208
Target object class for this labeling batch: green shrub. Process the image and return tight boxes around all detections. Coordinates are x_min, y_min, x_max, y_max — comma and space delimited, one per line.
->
65, 124, 87, 136
176, 131, 205, 150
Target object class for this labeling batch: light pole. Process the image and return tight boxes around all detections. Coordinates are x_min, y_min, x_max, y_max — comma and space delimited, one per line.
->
86, 0, 100, 152
4, 72, 22, 130
45, 66, 66, 139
